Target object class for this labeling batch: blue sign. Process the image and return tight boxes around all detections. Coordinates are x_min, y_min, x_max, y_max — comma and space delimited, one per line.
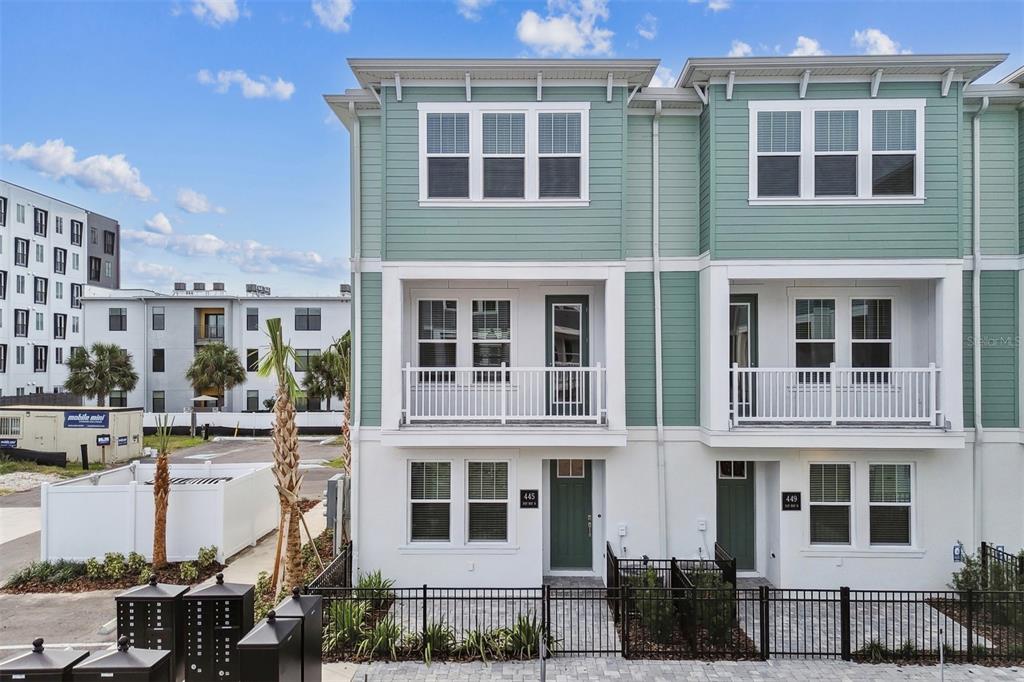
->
0, 439, 16, 449
96, 434, 112, 446
64, 411, 109, 429
118, 436, 128, 446
953, 543, 964, 563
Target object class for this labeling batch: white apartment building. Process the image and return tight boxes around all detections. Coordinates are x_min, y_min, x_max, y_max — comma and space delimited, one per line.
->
0, 181, 119, 398
81, 283, 351, 413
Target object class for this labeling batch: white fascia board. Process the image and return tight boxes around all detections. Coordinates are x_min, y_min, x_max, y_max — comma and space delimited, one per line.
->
380, 428, 628, 448
718, 258, 962, 280
700, 428, 966, 450
383, 261, 623, 281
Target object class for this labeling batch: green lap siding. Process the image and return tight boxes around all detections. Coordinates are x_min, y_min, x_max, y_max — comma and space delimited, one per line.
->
625, 272, 656, 425
359, 273, 382, 427
381, 85, 625, 261
711, 82, 962, 259
963, 271, 1019, 428
962, 107, 1020, 256
360, 116, 383, 259
625, 117, 653, 258
661, 272, 700, 425
699, 105, 712, 255
1020, 109, 1024, 254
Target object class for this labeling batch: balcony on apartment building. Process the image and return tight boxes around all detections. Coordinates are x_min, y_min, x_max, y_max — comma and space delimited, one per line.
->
702, 263, 965, 449
380, 265, 626, 447
194, 309, 226, 343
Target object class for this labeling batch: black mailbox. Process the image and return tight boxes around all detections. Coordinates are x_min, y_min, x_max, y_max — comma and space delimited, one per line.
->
116, 577, 189, 681
273, 588, 322, 682
182, 573, 254, 681
72, 637, 171, 682
236, 611, 301, 682
0, 638, 89, 681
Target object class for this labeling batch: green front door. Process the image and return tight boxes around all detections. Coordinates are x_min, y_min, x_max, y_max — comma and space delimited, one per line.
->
550, 459, 592, 570
716, 461, 756, 570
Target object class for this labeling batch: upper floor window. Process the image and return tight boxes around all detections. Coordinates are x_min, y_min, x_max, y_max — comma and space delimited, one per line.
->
109, 307, 127, 331
0, 196, 7, 226
748, 99, 924, 205
0, 270, 6, 300
54, 247, 67, 274
246, 307, 259, 331
295, 307, 321, 331
34, 208, 48, 236
89, 257, 101, 282
14, 238, 28, 267
152, 306, 165, 330
71, 283, 82, 309
418, 102, 590, 206
34, 276, 48, 305
16, 204, 25, 223
103, 230, 116, 255
70, 220, 83, 246
55, 216, 63, 234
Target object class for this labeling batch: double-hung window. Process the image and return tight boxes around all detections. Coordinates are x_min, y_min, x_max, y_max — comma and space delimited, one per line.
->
795, 299, 835, 377
869, 464, 912, 545
418, 300, 457, 377
0, 270, 6, 299
152, 348, 165, 372
34, 345, 47, 373
54, 247, 67, 274
851, 299, 892, 379
755, 111, 801, 197
246, 307, 258, 331
472, 300, 511, 379
14, 238, 28, 267
34, 277, 47, 305
152, 391, 166, 413
246, 390, 259, 412
426, 113, 470, 199
152, 306, 165, 330
410, 461, 451, 542
110, 389, 127, 408
294, 349, 320, 372
34, 208, 47, 236
538, 112, 583, 198
872, 110, 917, 196
14, 309, 28, 337
814, 111, 858, 196
467, 461, 509, 542
809, 463, 851, 545
482, 113, 525, 199
70, 220, 83, 246
294, 307, 321, 331
109, 307, 127, 331
103, 230, 116, 255
54, 313, 67, 340
89, 257, 101, 282
55, 216, 63, 234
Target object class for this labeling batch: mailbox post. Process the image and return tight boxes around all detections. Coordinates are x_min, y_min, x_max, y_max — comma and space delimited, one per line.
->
116, 576, 189, 681
273, 587, 322, 682
183, 573, 254, 681
236, 611, 302, 682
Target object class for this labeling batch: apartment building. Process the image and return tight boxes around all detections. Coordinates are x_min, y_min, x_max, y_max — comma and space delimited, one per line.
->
81, 283, 351, 413
327, 54, 1024, 590
0, 181, 119, 398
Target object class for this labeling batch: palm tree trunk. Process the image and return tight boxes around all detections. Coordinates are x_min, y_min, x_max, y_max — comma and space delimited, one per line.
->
152, 452, 170, 568
341, 392, 351, 475
271, 386, 305, 592
97, 394, 106, 407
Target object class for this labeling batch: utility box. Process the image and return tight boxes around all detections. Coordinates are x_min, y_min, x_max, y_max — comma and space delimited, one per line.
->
115, 577, 189, 681
0, 638, 89, 681
273, 588, 322, 682
326, 473, 350, 556
183, 573, 253, 681
72, 637, 171, 682
236, 611, 302, 682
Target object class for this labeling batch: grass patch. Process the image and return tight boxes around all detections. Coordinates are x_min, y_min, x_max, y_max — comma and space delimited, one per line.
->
142, 434, 205, 453
325, 456, 349, 469
0, 456, 114, 479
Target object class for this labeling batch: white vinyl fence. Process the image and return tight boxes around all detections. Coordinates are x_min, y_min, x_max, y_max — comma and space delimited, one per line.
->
143, 411, 342, 431
40, 462, 277, 563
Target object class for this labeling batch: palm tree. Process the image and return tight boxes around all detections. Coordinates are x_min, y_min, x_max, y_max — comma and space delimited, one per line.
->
332, 332, 352, 476
185, 343, 246, 409
151, 415, 173, 569
301, 347, 345, 411
257, 318, 305, 593
64, 343, 139, 406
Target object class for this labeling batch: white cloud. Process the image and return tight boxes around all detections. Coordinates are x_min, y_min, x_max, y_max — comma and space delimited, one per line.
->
636, 13, 657, 40
648, 66, 676, 88
728, 40, 752, 57
790, 35, 827, 57
197, 69, 295, 100
311, 0, 353, 32
516, 0, 614, 57
852, 28, 911, 55
127, 260, 185, 288
2, 138, 154, 201
176, 188, 226, 215
145, 212, 174, 235
123, 228, 345, 278
457, 0, 492, 21
689, 0, 731, 11
191, 0, 239, 26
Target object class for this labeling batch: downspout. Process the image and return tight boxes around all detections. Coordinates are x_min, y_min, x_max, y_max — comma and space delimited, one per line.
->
971, 95, 989, 550
652, 100, 669, 558
346, 101, 363, 575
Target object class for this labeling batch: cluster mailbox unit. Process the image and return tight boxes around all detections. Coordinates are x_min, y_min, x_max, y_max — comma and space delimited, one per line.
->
183, 574, 254, 681
270, 588, 322, 682
115, 578, 189, 681
0, 638, 89, 681
236, 611, 302, 682
71, 637, 172, 681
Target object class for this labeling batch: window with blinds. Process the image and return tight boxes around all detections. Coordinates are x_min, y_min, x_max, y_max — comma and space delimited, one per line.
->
418, 300, 457, 376
872, 110, 916, 196
472, 300, 510, 379
795, 299, 835, 375
427, 113, 470, 198
852, 299, 892, 377
538, 112, 582, 198
482, 113, 525, 198
756, 111, 800, 197
809, 463, 851, 544
869, 464, 912, 545
814, 111, 858, 197
467, 461, 509, 542
410, 462, 451, 542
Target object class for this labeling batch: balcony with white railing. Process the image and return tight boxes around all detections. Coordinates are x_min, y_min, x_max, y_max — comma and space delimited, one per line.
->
730, 363, 943, 427
402, 364, 607, 425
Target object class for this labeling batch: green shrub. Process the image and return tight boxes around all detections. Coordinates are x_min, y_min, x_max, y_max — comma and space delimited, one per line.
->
690, 571, 735, 645
503, 613, 554, 659
126, 552, 147, 575
3, 560, 88, 588
860, 639, 889, 663
355, 617, 402, 660
102, 553, 127, 580
179, 562, 199, 583
356, 570, 394, 611
137, 567, 154, 585
197, 546, 218, 568
896, 640, 917, 660
323, 600, 369, 652
455, 629, 495, 661
85, 557, 104, 580
413, 620, 455, 664
632, 568, 675, 644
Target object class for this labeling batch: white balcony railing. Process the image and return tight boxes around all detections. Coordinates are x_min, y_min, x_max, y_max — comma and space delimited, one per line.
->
730, 363, 942, 427
402, 364, 606, 425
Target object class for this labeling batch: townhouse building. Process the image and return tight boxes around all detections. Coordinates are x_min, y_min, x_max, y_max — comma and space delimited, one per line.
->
327, 54, 1023, 590
81, 283, 351, 413
0, 181, 120, 398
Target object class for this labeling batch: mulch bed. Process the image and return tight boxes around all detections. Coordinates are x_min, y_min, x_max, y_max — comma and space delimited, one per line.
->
2, 561, 225, 594
925, 596, 1024, 664
625, 621, 759, 660
297, 498, 320, 514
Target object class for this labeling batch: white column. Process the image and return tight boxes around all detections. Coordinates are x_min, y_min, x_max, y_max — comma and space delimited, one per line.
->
935, 264, 964, 431
700, 264, 730, 431
380, 267, 403, 430
604, 266, 627, 432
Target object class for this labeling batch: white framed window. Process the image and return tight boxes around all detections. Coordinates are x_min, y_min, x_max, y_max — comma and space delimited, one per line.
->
72, 253, 80, 270
809, 463, 852, 545
795, 298, 836, 374
718, 461, 747, 479
35, 243, 44, 263
409, 461, 451, 542
418, 101, 590, 207
748, 99, 925, 205
0, 415, 21, 436
851, 298, 892, 377
556, 459, 585, 478
869, 463, 913, 546
472, 299, 511, 377
417, 299, 457, 375
466, 461, 509, 542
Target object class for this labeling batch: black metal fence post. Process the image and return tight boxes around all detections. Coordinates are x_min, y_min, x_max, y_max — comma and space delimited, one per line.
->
758, 585, 770, 661
422, 583, 428, 642
621, 584, 630, 659
981, 542, 989, 590
840, 586, 851, 661
542, 584, 551, 658
965, 588, 974, 662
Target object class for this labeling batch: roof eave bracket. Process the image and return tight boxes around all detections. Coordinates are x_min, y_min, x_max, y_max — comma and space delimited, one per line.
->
537, 72, 543, 101
799, 69, 811, 99
465, 72, 472, 102
394, 72, 402, 102
941, 68, 955, 97
692, 83, 708, 106
726, 71, 735, 101
870, 69, 883, 98
627, 84, 641, 105
607, 72, 614, 103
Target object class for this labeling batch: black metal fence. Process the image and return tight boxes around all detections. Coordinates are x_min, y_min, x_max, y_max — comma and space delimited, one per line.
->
308, 542, 352, 590
982, 542, 1024, 590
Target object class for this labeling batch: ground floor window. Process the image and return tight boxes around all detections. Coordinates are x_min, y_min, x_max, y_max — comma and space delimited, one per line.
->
0, 416, 21, 436
152, 391, 165, 413
809, 463, 851, 545
109, 390, 127, 408
467, 461, 509, 542
410, 461, 451, 542
247, 390, 259, 412
869, 463, 912, 545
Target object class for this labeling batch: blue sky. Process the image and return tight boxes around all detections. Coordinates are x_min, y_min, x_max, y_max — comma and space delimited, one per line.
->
2, 0, 1021, 295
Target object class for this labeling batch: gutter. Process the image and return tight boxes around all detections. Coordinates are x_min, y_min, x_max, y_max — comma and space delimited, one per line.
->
347, 101, 363, 576
652, 100, 669, 558
971, 95, 989, 550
